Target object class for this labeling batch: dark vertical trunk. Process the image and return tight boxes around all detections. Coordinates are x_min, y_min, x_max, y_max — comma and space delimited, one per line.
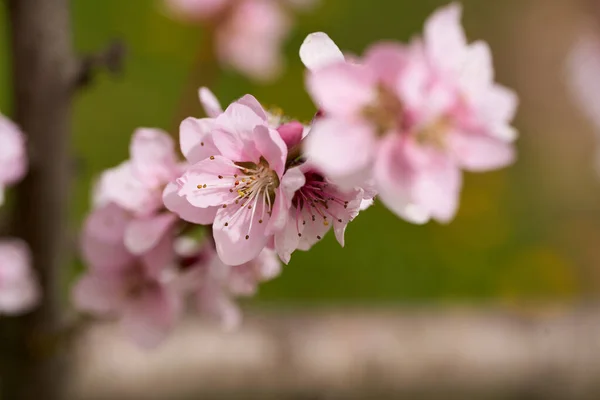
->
0, 0, 76, 399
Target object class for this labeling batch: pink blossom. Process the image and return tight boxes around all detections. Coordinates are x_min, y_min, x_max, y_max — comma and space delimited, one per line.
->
174, 238, 281, 329
0, 239, 39, 315
0, 114, 27, 205
302, 3, 518, 224
95, 128, 183, 216
74, 203, 183, 349
216, 0, 291, 82
175, 95, 305, 265
274, 163, 363, 263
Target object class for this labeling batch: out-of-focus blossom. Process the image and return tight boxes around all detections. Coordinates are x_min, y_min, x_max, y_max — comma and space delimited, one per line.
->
0, 114, 27, 206
74, 203, 183, 349
95, 128, 183, 216
567, 31, 600, 175
216, 0, 291, 82
0, 239, 39, 315
302, 3, 518, 224
274, 163, 364, 263
175, 239, 281, 329
165, 0, 317, 82
175, 95, 305, 265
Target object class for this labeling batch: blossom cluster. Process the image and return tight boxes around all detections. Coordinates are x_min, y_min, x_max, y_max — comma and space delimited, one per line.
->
75, 2, 518, 347
165, 0, 317, 81
0, 113, 39, 315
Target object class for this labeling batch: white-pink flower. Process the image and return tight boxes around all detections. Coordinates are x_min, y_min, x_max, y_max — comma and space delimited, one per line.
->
174, 95, 305, 265
74, 203, 183, 349
0, 114, 27, 205
0, 239, 39, 315
301, 3, 518, 224
274, 163, 364, 263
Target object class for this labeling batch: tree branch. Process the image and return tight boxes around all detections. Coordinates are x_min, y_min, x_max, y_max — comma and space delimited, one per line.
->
0, 0, 78, 398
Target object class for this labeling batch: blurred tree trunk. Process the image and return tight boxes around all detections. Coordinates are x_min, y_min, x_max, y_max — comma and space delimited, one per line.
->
0, 0, 77, 399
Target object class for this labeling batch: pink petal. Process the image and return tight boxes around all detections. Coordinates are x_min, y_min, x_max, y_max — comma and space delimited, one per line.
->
178, 156, 240, 208
299, 32, 345, 70
163, 182, 217, 224
277, 121, 305, 149
252, 125, 287, 177
0, 240, 39, 315
449, 130, 516, 172
179, 117, 220, 163
130, 128, 179, 187
81, 204, 135, 271
266, 166, 305, 235
124, 213, 178, 255
424, 2, 467, 73
363, 42, 407, 87
0, 114, 27, 187
96, 162, 162, 216
255, 248, 281, 280
140, 231, 176, 279
199, 87, 223, 118
306, 62, 377, 117
71, 272, 123, 315
411, 148, 463, 224
236, 94, 268, 121
274, 210, 302, 264
121, 284, 182, 349
212, 203, 270, 266
459, 41, 494, 104
213, 102, 265, 163
304, 117, 376, 186
373, 136, 430, 224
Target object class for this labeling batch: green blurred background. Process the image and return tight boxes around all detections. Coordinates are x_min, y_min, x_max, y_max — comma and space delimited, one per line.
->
1, 0, 594, 303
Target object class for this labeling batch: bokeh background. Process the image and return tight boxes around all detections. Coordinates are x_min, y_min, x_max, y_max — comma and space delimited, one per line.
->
1, 0, 598, 304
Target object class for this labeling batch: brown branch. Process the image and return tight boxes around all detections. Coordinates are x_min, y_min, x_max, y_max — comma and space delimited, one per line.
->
0, 0, 78, 399
69, 307, 600, 400
75, 40, 126, 88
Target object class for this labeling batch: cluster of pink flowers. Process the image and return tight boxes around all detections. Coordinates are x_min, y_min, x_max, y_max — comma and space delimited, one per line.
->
73, 121, 283, 347
165, 0, 317, 81
76, 2, 518, 347
0, 113, 39, 315
302, 3, 518, 224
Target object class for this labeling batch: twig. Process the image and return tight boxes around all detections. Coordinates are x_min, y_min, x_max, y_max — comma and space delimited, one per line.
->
75, 40, 127, 88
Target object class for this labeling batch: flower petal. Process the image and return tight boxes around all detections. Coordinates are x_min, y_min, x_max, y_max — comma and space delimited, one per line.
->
163, 182, 217, 224
449, 130, 516, 172
199, 87, 223, 118
253, 125, 287, 177
177, 156, 240, 208
179, 117, 220, 163
374, 136, 430, 224
304, 118, 375, 186
130, 128, 178, 187
212, 201, 270, 266
300, 32, 345, 70
306, 62, 377, 117
122, 284, 182, 349
124, 213, 178, 255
